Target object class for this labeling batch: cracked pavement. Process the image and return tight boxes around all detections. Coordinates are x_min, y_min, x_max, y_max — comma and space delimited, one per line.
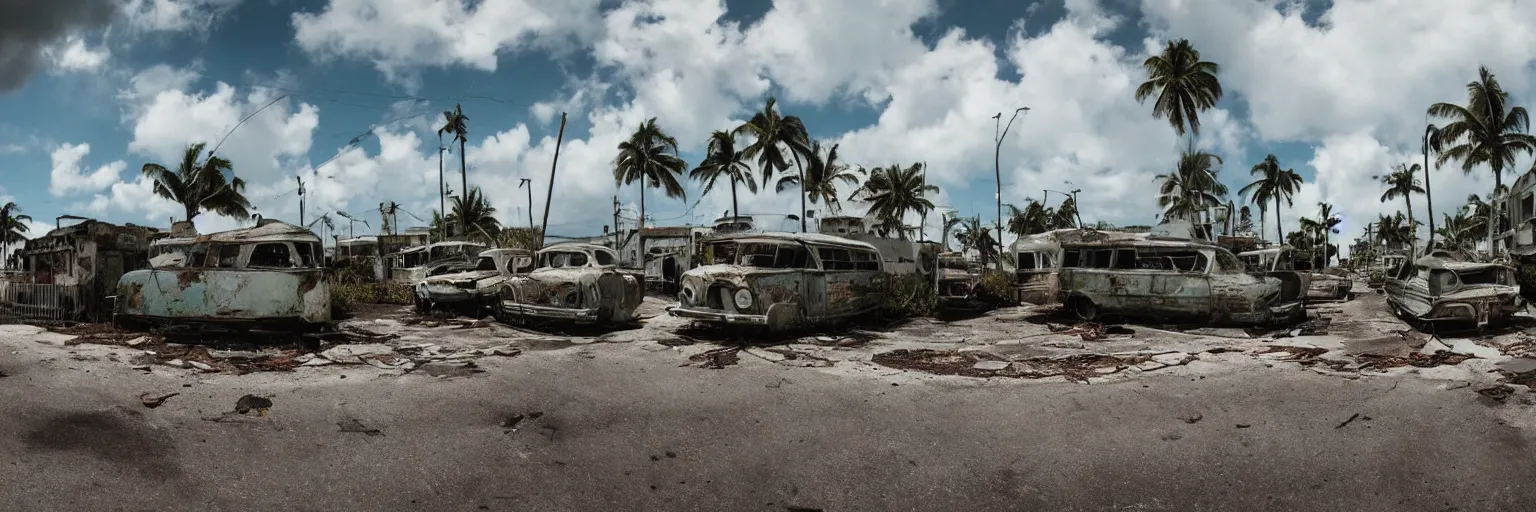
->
4, 284, 1536, 511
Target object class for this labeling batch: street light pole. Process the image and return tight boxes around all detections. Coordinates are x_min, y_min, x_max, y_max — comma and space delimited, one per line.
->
993, 107, 1029, 266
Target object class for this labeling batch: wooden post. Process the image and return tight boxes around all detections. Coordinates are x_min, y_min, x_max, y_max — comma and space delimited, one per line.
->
539, 113, 567, 249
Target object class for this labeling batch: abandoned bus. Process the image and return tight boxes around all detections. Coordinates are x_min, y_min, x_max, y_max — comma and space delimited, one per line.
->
113, 219, 329, 331
1057, 238, 1304, 325
669, 233, 886, 332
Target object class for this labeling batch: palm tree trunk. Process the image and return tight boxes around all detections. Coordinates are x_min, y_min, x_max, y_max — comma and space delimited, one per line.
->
729, 177, 739, 221
438, 133, 446, 242
1404, 196, 1415, 256
459, 138, 469, 237
1275, 202, 1283, 243
638, 183, 647, 269
1489, 167, 1502, 258
794, 156, 807, 233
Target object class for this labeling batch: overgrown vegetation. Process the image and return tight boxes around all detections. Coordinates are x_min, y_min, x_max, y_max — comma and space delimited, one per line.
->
328, 259, 412, 315
1514, 259, 1536, 302
883, 273, 936, 318
974, 270, 1015, 306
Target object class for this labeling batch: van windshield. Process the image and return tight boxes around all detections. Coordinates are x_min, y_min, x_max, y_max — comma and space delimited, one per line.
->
710, 241, 810, 269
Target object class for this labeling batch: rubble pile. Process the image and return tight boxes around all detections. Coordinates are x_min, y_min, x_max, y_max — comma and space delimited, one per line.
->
871, 349, 1186, 383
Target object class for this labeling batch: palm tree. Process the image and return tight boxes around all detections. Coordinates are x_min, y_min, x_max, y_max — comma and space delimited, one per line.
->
141, 142, 253, 223
440, 104, 470, 236
1006, 201, 1053, 236
451, 187, 501, 243
430, 211, 453, 241
852, 163, 938, 242
1135, 38, 1224, 138
1, 201, 32, 269
1438, 210, 1481, 253
1053, 196, 1079, 229
689, 130, 757, 221
1428, 66, 1536, 253
1239, 154, 1302, 242
1155, 148, 1227, 238
614, 118, 688, 263
736, 97, 812, 231
777, 141, 864, 217
1378, 163, 1426, 250
1316, 202, 1334, 267
955, 217, 1000, 265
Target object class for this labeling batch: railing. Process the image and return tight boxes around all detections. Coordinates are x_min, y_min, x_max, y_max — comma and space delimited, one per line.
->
0, 281, 87, 324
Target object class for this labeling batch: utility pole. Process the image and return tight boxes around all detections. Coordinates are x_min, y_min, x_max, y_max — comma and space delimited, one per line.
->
1424, 121, 1437, 251
992, 106, 1029, 268
518, 178, 535, 233
296, 176, 305, 227
613, 196, 621, 251
539, 113, 567, 249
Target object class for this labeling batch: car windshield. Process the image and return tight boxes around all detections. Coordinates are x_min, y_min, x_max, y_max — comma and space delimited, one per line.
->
475, 257, 497, 271
711, 241, 809, 268
541, 251, 590, 268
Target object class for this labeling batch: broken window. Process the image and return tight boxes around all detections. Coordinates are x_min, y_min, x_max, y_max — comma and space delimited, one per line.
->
853, 250, 880, 271
1523, 194, 1534, 221
1062, 249, 1081, 268
188, 244, 210, 268
475, 257, 497, 271
773, 245, 811, 269
817, 247, 854, 270
1040, 252, 1055, 269
1457, 267, 1514, 286
1017, 252, 1037, 270
214, 244, 241, 268
1087, 249, 1113, 268
249, 243, 294, 268
1211, 250, 1238, 274
295, 242, 318, 268
595, 250, 617, 266
1111, 249, 1137, 269
540, 251, 589, 268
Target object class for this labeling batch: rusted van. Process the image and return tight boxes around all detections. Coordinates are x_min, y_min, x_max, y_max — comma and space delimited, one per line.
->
1013, 229, 1152, 305
668, 233, 886, 332
1236, 246, 1352, 301
1385, 252, 1524, 329
114, 219, 329, 331
1057, 238, 1303, 325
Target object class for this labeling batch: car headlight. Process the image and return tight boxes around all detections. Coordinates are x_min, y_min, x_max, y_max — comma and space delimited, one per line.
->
733, 288, 753, 310
681, 285, 695, 305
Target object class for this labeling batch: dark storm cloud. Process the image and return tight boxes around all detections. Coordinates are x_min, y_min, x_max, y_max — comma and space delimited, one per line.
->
0, 0, 119, 93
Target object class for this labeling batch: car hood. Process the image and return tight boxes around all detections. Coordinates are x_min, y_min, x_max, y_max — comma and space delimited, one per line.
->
423, 270, 500, 285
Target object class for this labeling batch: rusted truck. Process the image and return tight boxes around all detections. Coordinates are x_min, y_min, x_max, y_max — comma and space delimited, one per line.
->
113, 219, 329, 332
1385, 251, 1524, 329
669, 232, 886, 332
414, 248, 536, 314
1056, 237, 1304, 324
493, 243, 644, 325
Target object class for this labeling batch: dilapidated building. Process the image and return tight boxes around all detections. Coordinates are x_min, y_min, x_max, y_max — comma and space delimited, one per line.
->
2, 217, 159, 321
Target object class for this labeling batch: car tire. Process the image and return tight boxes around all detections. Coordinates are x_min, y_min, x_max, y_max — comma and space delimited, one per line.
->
414, 295, 430, 314
1070, 297, 1099, 321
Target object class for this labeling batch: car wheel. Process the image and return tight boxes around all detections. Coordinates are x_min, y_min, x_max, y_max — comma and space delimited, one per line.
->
414, 295, 430, 314
491, 297, 508, 324
1070, 297, 1099, 321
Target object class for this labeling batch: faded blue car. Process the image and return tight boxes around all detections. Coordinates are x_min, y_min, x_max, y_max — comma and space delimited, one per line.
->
114, 219, 330, 332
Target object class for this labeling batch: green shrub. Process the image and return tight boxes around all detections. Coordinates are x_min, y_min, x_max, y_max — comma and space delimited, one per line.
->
975, 270, 1015, 306
884, 273, 936, 318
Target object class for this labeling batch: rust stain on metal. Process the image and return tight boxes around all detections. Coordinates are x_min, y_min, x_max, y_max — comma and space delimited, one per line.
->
176, 270, 202, 290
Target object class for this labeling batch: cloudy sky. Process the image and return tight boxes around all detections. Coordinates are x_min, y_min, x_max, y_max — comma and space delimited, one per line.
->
3, 0, 1536, 260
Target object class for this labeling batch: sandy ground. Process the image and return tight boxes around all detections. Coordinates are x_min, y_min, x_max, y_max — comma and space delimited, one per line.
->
5, 284, 1536, 511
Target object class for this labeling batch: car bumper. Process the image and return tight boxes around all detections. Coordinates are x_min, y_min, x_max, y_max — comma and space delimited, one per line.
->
500, 300, 600, 322
667, 306, 768, 325
421, 287, 481, 303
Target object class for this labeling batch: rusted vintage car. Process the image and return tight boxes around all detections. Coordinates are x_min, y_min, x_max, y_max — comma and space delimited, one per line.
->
387, 241, 487, 284
493, 243, 643, 325
1385, 252, 1524, 329
1013, 229, 1154, 305
935, 252, 985, 311
113, 219, 329, 332
668, 233, 886, 332
1238, 246, 1352, 301
1057, 238, 1303, 325
414, 248, 536, 314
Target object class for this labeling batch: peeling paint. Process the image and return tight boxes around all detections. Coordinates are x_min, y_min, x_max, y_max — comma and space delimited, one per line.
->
669, 233, 884, 331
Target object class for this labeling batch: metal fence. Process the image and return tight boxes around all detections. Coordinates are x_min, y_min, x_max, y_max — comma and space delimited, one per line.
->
0, 280, 86, 324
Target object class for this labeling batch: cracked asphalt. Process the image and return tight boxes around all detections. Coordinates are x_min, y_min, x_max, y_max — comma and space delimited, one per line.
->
4, 286, 1536, 511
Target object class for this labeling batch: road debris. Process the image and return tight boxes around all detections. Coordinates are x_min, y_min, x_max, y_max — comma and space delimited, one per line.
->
416, 360, 484, 378
138, 392, 179, 408
235, 395, 273, 416
1478, 385, 1516, 401
688, 347, 740, 369
338, 417, 384, 436
1257, 346, 1328, 361
872, 349, 1151, 383
1179, 412, 1203, 424
972, 360, 1011, 371
501, 411, 544, 432
1335, 413, 1361, 429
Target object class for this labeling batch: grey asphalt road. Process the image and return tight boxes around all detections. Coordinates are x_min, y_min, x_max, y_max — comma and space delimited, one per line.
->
3, 326, 1534, 512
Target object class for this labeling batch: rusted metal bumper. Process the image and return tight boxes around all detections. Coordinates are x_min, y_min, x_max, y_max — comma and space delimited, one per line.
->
1421, 296, 1525, 328
667, 305, 769, 326
500, 300, 601, 323
420, 284, 480, 304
